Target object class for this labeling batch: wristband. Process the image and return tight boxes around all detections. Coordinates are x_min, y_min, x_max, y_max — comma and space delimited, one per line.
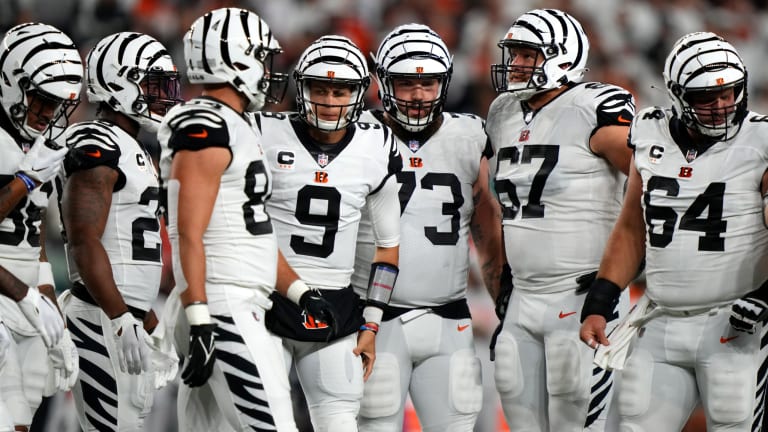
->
37, 262, 55, 287
184, 303, 212, 326
580, 278, 622, 323
362, 305, 383, 326
360, 323, 379, 334
15, 172, 36, 192
286, 279, 310, 306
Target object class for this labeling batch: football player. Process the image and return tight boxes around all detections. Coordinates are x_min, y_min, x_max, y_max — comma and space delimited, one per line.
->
254, 35, 401, 432
581, 31, 768, 431
58, 31, 182, 431
0, 22, 81, 431
486, 8, 635, 431
353, 24, 502, 432
157, 8, 317, 431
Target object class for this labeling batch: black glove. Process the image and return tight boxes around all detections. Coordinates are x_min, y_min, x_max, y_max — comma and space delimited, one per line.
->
575, 271, 598, 295
495, 264, 514, 321
181, 323, 217, 387
730, 297, 768, 334
299, 290, 339, 341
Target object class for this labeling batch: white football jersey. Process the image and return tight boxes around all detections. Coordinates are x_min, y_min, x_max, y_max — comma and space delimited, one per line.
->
632, 108, 768, 309
486, 82, 635, 294
158, 98, 277, 297
254, 112, 401, 290
0, 126, 54, 285
353, 111, 491, 307
61, 120, 162, 311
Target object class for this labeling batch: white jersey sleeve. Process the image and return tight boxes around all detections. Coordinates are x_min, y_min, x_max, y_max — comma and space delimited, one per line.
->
354, 111, 490, 307
159, 99, 277, 298
257, 112, 400, 290
61, 121, 162, 310
632, 107, 768, 309
487, 82, 634, 293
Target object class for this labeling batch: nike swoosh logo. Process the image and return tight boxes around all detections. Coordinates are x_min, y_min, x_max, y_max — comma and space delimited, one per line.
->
457, 324, 470, 332
720, 335, 739, 344
86, 149, 101, 158
188, 129, 208, 139
618, 115, 631, 124
559, 311, 577, 319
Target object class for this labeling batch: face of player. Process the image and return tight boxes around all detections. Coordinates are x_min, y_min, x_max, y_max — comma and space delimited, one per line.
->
506, 45, 543, 85
307, 80, 354, 123
141, 72, 181, 117
391, 77, 440, 119
25, 90, 62, 132
686, 87, 736, 127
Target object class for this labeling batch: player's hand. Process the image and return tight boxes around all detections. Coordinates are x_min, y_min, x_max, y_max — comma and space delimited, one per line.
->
580, 315, 609, 349
18, 290, 64, 349
181, 323, 217, 387
17, 135, 68, 184
299, 289, 339, 341
730, 296, 768, 334
495, 264, 514, 321
354, 327, 376, 381
575, 271, 598, 295
47, 329, 79, 391
111, 312, 150, 375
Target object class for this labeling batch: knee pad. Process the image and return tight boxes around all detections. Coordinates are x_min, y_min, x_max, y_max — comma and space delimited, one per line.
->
360, 352, 401, 419
493, 331, 524, 397
448, 349, 482, 415
545, 332, 587, 398
701, 354, 753, 424
617, 349, 653, 418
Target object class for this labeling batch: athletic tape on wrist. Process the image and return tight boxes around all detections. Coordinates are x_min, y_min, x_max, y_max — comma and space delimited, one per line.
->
286, 279, 310, 306
37, 262, 54, 287
363, 306, 383, 326
184, 303, 212, 326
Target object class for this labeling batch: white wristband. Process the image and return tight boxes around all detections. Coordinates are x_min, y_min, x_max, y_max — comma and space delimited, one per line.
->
286, 279, 310, 306
363, 306, 383, 326
184, 303, 212, 326
38, 262, 54, 287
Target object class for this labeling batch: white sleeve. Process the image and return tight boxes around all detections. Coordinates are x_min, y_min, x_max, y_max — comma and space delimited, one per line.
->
366, 175, 400, 248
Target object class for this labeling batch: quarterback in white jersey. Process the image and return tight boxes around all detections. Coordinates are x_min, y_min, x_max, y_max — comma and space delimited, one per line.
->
486, 9, 635, 431
581, 32, 768, 431
0, 22, 81, 430
158, 8, 302, 432
58, 32, 182, 431
354, 24, 502, 432
256, 35, 401, 432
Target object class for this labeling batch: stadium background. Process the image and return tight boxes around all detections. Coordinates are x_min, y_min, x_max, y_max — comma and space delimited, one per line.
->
5, 0, 759, 430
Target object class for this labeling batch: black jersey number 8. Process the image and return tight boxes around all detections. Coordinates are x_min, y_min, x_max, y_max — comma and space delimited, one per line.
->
495, 145, 559, 219
243, 160, 273, 236
291, 185, 341, 258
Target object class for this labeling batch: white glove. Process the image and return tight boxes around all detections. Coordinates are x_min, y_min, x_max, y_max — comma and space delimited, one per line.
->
111, 312, 150, 375
17, 135, 68, 184
17, 289, 64, 349
0, 322, 11, 371
593, 296, 653, 371
145, 332, 179, 390
46, 329, 79, 392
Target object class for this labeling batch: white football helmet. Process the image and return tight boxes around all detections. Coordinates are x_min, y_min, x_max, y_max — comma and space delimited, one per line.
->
664, 32, 747, 141
184, 7, 288, 112
491, 9, 589, 100
295, 35, 370, 131
375, 24, 452, 132
0, 22, 82, 140
86, 32, 181, 133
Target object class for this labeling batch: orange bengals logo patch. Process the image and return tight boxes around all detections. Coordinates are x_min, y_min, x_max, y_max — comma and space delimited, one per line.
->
327, 70, 335, 78
302, 313, 329, 330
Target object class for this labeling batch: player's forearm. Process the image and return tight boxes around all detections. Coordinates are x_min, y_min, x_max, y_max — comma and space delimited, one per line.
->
0, 179, 29, 223
372, 245, 398, 267
0, 265, 30, 302
470, 186, 503, 299
71, 240, 128, 318
275, 250, 301, 296
177, 233, 208, 307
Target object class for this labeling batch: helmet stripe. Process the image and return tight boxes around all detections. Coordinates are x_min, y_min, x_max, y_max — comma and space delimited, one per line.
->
220, 8, 233, 70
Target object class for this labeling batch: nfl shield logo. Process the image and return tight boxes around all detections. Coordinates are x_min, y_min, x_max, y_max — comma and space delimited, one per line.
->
318, 153, 329, 167
685, 149, 697, 163
408, 140, 420, 152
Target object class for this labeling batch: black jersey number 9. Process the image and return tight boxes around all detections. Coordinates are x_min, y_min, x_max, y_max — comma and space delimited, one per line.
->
495, 145, 559, 219
644, 176, 726, 251
396, 172, 464, 246
131, 186, 161, 262
291, 185, 341, 258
